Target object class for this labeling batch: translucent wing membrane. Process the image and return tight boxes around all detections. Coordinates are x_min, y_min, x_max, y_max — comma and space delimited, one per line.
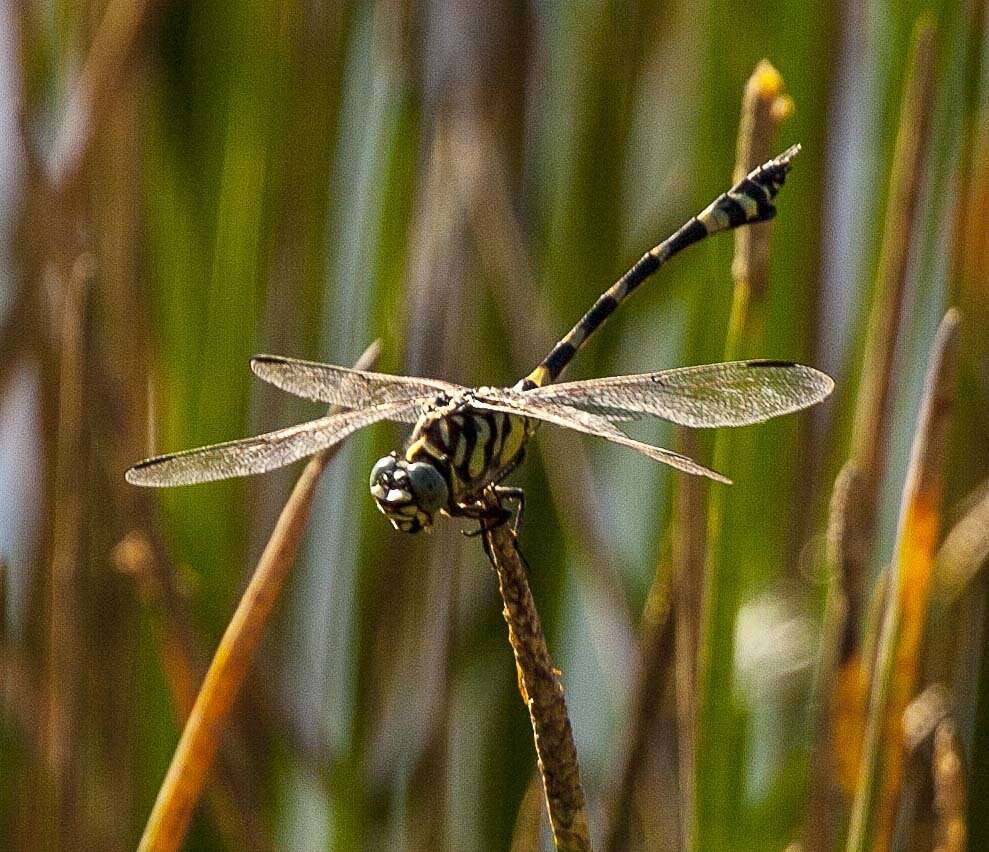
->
523, 360, 833, 428
252, 355, 461, 419
473, 394, 731, 484
125, 400, 423, 487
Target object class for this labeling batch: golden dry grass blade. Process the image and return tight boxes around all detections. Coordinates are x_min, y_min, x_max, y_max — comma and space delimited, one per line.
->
845, 308, 960, 852
137, 340, 380, 852
806, 18, 939, 849
480, 512, 590, 852
837, 15, 939, 642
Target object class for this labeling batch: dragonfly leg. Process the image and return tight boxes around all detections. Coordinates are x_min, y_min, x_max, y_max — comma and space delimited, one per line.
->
493, 486, 525, 537
458, 487, 524, 538
453, 499, 490, 538
461, 507, 509, 538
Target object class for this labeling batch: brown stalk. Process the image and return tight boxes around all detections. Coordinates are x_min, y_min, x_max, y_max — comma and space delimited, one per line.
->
602, 429, 705, 852
47, 0, 159, 193
806, 17, 938, 849
932, 719, 967, 852
458, 124, 635, 638
671, 429, 706, 850
845, 308, 959, 852
603, 549, 676, 852
480, 505, 590, 852
0, 636, 118, 848
42, 253, 92, 846
137, 341, 380, 852
10, 0, 164, 836
931, 481, 989, 609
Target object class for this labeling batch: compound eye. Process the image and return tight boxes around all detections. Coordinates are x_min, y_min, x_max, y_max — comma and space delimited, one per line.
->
369, 454, 398, 492
406, 462, 448, 513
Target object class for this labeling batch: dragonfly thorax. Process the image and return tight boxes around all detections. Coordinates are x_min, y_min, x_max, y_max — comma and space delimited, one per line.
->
369, 452, 449, 533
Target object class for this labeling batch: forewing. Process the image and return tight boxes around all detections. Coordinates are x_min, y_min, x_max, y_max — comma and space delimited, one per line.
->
126, 399, 422, 487
522, 360, 833, 427
251, 355, 462, 417
473, 392, 730, 484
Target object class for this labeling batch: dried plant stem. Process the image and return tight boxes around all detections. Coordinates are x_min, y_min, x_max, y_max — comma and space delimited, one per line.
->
480, 511, 590, 852
48, 0, 158, 190
603, 431, 704, 852
42, 255, 92, 847
845, 309, 959, 852
603, 571, 674, 852
671, 431, 706, 850
932, 720, 967, 852
137, 342, 380, 852
843, 14, 938, 630
806, 19, 938, 851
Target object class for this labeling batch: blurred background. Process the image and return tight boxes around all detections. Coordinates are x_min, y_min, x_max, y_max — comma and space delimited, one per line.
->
1, 0, 987, 849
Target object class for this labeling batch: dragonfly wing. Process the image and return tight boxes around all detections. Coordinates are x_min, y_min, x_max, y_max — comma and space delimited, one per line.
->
522, 360, 833, 427
126, 399, 423, 487
251, 355, 463, 413
473, 393, 730, 484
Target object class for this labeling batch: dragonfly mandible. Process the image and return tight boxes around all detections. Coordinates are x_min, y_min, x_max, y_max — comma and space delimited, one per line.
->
127, 145, 833, 533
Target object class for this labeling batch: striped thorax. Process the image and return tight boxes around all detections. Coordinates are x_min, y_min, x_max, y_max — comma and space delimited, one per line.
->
370, 391, 533, 532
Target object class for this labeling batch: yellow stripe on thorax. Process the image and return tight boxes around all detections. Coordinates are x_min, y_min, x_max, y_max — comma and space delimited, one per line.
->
469, 416, 491, 479
497, 415, 526, 467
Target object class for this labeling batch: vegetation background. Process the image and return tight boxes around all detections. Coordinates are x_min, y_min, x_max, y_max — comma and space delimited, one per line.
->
0, 0, 986, 849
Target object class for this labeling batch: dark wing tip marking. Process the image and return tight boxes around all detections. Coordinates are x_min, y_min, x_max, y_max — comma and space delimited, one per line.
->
744, 360, 835, 395
125, 454, 177, 486
745, 359, 797, 368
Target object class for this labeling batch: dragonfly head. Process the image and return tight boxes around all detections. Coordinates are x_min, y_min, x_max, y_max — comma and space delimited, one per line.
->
369, 452, 448, 533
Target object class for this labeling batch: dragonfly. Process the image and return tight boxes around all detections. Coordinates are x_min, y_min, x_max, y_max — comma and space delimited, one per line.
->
127, 145, 833, 533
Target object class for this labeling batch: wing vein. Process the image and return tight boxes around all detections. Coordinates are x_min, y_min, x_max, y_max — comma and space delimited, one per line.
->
126, 399, 424, 486
521, 360, 833, 427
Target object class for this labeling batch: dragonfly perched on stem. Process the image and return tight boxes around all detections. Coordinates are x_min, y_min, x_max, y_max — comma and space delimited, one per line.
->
127, 145, 833, 533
